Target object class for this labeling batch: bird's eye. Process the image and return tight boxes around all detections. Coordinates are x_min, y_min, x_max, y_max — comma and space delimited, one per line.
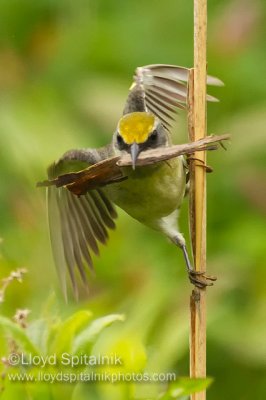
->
117, 134, 123, 144
150, 130, 158, 140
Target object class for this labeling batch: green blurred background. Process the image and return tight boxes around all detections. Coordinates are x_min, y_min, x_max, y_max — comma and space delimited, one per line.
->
0, 0, 266, 399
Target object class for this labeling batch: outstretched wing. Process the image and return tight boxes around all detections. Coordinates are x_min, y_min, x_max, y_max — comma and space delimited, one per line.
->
126, 64, 223, 130
47, 148, 117, 299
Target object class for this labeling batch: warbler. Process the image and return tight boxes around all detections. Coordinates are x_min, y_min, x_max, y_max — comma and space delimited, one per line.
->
44, 64, 221, 297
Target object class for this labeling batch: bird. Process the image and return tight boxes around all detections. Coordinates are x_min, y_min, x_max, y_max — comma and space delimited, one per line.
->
42, 64, 222, 298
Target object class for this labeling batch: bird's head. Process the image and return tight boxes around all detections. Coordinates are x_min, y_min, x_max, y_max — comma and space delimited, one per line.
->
113, 112, 169, 169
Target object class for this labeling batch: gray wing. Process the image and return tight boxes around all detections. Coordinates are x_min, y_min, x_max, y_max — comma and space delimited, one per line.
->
47, 148, 117, 299
124, 64, 223, 130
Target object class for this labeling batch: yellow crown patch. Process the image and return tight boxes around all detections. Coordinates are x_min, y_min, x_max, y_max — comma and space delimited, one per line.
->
118, 112, 155, 144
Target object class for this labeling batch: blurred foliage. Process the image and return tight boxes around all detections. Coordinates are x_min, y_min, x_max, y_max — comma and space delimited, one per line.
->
0, 0, 266, 399
0, 279, 209, 400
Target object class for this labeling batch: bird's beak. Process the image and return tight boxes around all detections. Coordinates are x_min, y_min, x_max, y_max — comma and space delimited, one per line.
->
130, 142, 140, 170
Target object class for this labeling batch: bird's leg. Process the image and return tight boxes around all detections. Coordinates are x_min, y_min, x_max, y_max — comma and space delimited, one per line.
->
159, 212, 216, 288
172, 234, 216, 288
181, 243, 216, 288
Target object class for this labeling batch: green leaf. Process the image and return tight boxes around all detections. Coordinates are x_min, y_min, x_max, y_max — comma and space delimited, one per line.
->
0, 316, 39, 355
160, 377, 213, 399
50, 310, 93, 355
72, 314, 125, 354
26, 318, 49, 353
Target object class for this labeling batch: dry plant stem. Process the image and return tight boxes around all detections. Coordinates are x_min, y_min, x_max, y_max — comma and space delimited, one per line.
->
117, 135, 229, 167
0, 268, 27, 303
189, 0, 208, 399
37, 135, 229, 196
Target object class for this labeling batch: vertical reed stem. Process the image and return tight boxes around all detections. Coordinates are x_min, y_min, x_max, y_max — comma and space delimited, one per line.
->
188, 0, 207, 399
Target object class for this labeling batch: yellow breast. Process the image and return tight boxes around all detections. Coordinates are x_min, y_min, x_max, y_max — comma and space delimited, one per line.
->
105, 157, 186, 225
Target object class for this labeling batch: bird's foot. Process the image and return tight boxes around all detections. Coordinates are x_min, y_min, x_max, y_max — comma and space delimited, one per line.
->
186, 156, 213, 173
188, 270, 217, 289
